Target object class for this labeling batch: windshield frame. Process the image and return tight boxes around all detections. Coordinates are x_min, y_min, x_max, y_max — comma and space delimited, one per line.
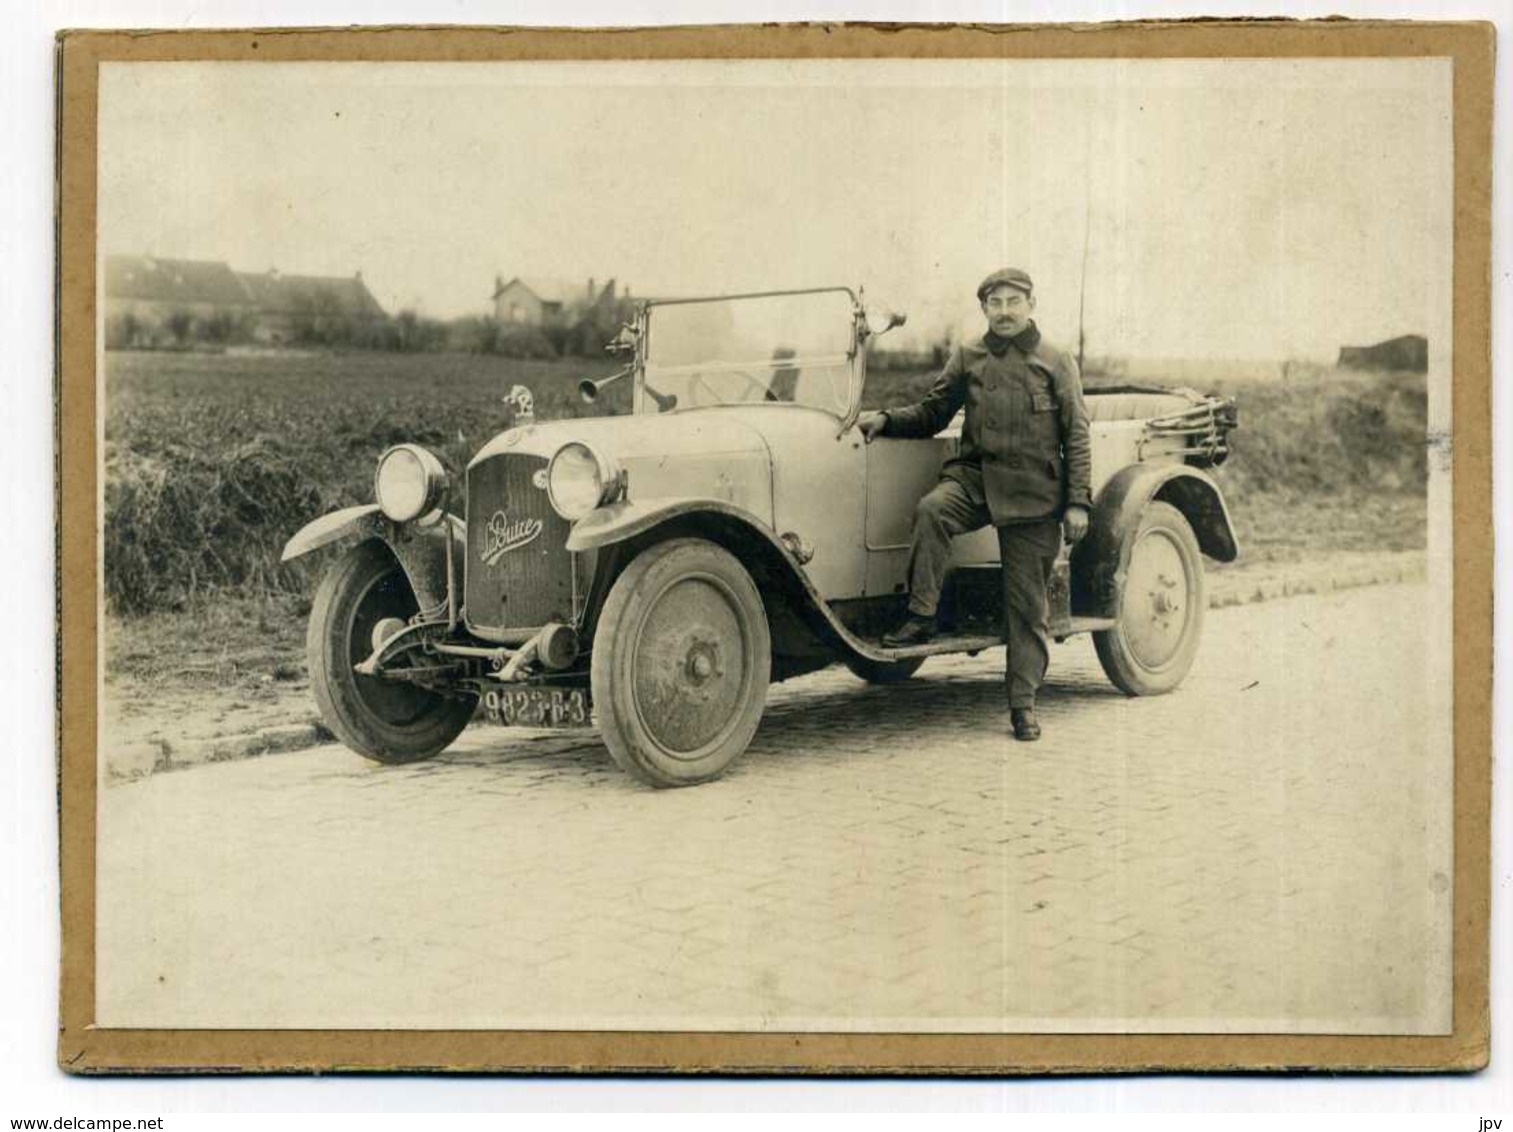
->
634, 286, 865, 422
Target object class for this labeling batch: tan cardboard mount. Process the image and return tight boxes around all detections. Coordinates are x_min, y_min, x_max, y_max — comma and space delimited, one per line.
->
55, 20, 1494, 1075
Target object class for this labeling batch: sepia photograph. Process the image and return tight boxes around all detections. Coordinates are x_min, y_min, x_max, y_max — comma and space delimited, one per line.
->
53, 22, 1492, 1073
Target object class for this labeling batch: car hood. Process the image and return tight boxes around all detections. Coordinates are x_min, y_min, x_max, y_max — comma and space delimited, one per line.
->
469, 412, 775, 466
468, 411, 775, 520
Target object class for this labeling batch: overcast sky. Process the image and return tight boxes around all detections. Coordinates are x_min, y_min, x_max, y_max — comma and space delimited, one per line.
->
99, 58, 1451, 361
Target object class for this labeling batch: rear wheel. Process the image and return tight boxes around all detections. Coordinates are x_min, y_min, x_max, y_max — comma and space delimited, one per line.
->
844, 655, 925, 684
307, 540, 475, 763
1093, 501, 1206, 695
591, 538, 770, 787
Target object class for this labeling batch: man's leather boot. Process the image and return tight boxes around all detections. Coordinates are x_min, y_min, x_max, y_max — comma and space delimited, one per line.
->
881, 614, 936, 648
1011, 707, 1041, 741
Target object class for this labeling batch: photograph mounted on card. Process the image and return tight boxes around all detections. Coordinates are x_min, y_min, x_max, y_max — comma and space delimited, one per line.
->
54, 21, 1492, 1073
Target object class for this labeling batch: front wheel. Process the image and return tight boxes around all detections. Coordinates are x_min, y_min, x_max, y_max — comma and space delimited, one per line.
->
591, 538, 771, 787
1093, 501, 1206, 696
307, 540, 476, 763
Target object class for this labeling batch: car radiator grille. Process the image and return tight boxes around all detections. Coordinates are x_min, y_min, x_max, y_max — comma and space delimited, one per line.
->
464, 452, 576, 640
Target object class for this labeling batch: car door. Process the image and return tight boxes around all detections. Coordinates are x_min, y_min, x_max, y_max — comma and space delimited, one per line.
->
762, 408, 869, 600
862, 410, 1000, 597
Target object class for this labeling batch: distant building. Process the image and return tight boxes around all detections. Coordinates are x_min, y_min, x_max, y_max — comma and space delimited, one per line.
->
491, 276, 619, 326
490, 275, 638, 353
104, 255, 258, 333
103, 254, 387, 346
1338, 335, 1428, 373
237, 268, 388, 345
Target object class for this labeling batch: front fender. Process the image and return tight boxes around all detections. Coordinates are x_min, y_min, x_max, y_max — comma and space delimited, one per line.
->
1070, 464, 1239, 617
281, 504, 382, 562
283, 505, 465, 617
566, 497, 772, 554
569, 497, 934, 671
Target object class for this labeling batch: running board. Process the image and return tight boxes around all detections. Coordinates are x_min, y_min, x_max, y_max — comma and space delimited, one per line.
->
870, 632, 1004, 661
865, 616, 1118, 660
1067, 615, 1118, 634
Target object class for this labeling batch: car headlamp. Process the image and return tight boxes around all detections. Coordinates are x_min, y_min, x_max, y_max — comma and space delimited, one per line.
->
374, 444, 448, 523
547, 442, 621, 521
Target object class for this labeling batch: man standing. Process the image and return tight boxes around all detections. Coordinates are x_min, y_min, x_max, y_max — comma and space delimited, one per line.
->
857, 268, 1092, 741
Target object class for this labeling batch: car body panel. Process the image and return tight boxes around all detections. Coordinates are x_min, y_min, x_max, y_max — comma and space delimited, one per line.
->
480, 405, 883, 600
757, 407, 868, 597
565, 495, 928, 669
1089, 420, 1149, 490
283, 504, 465, 617
470, 413, 774, 525
281, 503, 382, 563
565, 497, 754, 553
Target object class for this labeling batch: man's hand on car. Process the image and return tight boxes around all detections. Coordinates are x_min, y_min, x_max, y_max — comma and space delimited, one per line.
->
857, 411, 888, 443
1063, 505, 1090, 544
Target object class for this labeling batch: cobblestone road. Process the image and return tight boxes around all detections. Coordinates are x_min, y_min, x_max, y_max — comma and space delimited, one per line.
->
96, 583, 1452, 1033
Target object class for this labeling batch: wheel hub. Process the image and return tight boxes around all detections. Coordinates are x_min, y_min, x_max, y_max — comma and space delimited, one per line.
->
684, 640, 721, 686
1125, 533, 1192, 668
632, 575, 749, 755
1150, 574, 1181, 617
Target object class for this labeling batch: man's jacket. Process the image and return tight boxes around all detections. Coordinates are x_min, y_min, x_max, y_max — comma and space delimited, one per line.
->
880, 323, 1093, 524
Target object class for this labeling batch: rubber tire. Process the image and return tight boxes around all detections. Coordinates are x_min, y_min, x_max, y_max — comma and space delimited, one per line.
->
843, 655, 926, 684
307, 539, 475, 764
591, 538, 771, 788
1093, 501, 1206, 696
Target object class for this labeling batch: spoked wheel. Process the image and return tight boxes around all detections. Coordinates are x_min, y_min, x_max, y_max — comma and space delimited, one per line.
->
307, 539, 476, 763
844, 655, 926, 684
591, 538, 771, 787
1093, 501, 1206, 695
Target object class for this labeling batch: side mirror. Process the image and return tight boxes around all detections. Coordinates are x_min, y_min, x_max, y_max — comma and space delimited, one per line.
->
866, 309, 908, 338
605, 323, 639, 356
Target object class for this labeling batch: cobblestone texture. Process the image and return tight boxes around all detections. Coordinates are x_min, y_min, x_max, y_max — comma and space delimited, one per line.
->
99, 549, 1426, 779
96, 582, 1452, 1034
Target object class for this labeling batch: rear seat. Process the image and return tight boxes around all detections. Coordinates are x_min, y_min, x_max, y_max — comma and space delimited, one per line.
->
1084, 391, 1194, 423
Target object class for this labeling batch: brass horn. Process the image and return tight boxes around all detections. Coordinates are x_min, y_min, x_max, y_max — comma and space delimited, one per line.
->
580, 368, 678, 411
579, 368, 630, 404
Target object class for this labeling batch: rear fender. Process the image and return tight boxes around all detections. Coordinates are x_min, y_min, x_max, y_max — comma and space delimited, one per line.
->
1070, 464, 1238, 618
282, 505, 465, 616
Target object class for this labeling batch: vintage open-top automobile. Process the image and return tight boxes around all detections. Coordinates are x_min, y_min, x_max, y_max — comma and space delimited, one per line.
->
283, 287, 1238, 787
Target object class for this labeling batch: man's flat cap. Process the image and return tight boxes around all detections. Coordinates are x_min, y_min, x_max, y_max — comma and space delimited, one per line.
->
976, 268, 1034, 300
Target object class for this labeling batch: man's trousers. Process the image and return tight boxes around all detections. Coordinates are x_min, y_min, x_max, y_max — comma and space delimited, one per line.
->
904, 476, 1062, 709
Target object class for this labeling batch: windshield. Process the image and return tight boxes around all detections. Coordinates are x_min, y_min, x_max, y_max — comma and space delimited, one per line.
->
639, 290, 857, 416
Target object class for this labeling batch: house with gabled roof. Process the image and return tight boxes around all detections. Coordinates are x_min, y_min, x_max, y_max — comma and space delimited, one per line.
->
491, 276, 622, 327
490, 274, 641, 354
105, 255, 260, 342
104, 253, 388, 347
237, 268, 388, 345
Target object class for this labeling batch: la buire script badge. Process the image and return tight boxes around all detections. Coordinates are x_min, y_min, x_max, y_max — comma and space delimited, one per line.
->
480, 509, 543, 566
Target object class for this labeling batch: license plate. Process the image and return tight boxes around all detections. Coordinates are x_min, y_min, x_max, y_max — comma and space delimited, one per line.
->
482, 686, 591, 728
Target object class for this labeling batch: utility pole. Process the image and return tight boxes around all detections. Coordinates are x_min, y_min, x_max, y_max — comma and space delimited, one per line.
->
1077, 165, 1092, 377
